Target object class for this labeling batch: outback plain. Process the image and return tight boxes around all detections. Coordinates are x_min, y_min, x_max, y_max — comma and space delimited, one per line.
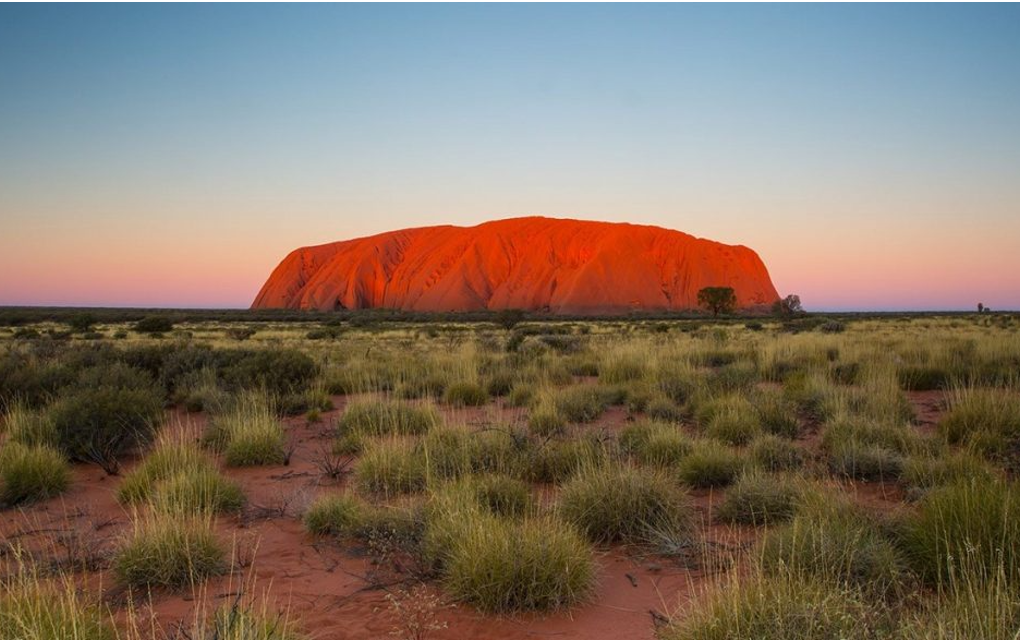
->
1, 309, 1018, 640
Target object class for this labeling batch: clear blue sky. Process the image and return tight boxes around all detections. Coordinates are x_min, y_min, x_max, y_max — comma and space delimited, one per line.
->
2, 4, 1019, 310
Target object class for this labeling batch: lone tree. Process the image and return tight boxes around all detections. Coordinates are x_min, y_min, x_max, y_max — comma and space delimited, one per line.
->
772, 294, 804, 317
495, 308, 525, 331
697, 287, 737, 317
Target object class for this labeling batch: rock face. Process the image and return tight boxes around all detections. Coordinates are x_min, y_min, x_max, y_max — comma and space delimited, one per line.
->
252, 217, 780, 314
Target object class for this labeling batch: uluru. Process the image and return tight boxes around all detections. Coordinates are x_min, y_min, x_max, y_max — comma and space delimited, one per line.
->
252, 217, 780, 314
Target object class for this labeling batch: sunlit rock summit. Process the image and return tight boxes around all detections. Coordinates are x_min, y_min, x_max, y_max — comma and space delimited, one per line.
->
252, 217, 780, 314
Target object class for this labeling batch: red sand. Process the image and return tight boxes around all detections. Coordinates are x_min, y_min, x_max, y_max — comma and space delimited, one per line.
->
252, 217, 780, 314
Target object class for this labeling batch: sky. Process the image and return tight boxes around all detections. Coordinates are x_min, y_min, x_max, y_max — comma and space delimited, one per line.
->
1, 4, 1019, 312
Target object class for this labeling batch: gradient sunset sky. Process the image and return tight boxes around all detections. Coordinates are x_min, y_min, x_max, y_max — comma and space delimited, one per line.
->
2, 4, 1019, 311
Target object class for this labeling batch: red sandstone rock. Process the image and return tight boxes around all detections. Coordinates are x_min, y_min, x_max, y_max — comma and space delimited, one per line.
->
251, 217, 780, 314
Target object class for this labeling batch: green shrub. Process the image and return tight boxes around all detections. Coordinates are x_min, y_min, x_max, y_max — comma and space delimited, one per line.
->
677, 440, 743, 489
0, 443, 71, 506
716, 472, 799, 525
559, 463, 692, 545
48, 385, 163, 473
114, 512, 225, 590
220, 349, 317, 396
134, 315, 175, 335
749, 434, 804, 472
304, 493, 363, 537
443, 381, 489, 407
901, 478, 1020, 587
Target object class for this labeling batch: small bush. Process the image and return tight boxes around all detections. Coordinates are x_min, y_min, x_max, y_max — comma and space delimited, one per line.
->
677, 440, 743, 489
0, 443, 71, 506
220, 348, 318, 396
304, 493, 363, 537
716, 472, 799, 525
134, 315, 175, 335
559, 463, 692, 545
48, 385, 163, 473
114, 512, 225, 590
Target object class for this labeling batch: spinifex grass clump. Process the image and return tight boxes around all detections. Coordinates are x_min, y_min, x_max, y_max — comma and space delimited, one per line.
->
118, 434, 212, 504
425, 483, 595, 613
0, 442, 70, 506
153, 467, 246, 515
902, 450, 994, 493
939, 384, 1020, 458
657, 568, 894, 640
759, 496, 906, 598
442, 381, 489, 407
748, 434, 804, 472
677, 440, 743, 489
304, 493, 364, 537
204, 393, 286, 467
715, 471, 800, 525
554, 385, 607, 423
0, 548, 116, 640
443, 515, 595, 613
619, 420, 692, 468
2, 401, 57, 448
901, 478, 1020, 588
355, 438, 428, 496
559, 462, 692, 545
338, 399, 441, 438
114, 510, 225, 590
